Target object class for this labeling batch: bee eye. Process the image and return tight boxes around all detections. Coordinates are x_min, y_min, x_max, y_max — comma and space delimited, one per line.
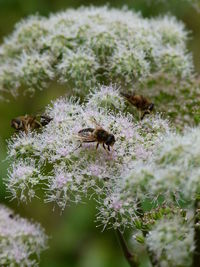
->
11, 118, 22, 129
106, 134, 115, 146
40, 115, 52, 126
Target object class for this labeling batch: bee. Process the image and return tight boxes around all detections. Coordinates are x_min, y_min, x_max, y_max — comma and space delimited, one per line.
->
77, 119, 115, 152
121, 92, 154, 120
11, 114, 52, 134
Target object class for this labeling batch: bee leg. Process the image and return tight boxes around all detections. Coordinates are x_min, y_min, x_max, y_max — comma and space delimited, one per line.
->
138, 110, 142, 120
35, 120, 43, 128
103, 144, 110, 154
141, 110, 150, 120
141, 112, 145, 120
103, 143, 110, 154
72, 143, 82, 152
24, 124, 28, 134
96, 143, 99, 150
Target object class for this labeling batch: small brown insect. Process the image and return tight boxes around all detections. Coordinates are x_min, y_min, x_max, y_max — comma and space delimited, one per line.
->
77, 119, 115, 152
121, 92, 154, 120
11, 114, 52, 134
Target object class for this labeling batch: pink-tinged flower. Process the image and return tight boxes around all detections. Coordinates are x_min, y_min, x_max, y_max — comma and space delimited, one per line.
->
0, 205, 47, 266
7, 86, 170, 229
57, 147, 69, 157
135, 145, 152, 160
7, 160, 42, 202
111, 198, 123, 211
53, 172, 72, 189
88, 164, 102, 177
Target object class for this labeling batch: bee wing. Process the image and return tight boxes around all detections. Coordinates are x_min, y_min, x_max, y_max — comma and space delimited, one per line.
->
78, 136, 96, 142
77, 128, 97, 143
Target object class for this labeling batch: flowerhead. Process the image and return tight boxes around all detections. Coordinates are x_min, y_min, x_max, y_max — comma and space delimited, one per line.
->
0, 205, 47, 266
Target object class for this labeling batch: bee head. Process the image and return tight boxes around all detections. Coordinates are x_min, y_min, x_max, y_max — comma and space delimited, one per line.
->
11, 118, 23, 130
40, 115, 52, 126
105, 134, 115, 147
148, 103, 154, 111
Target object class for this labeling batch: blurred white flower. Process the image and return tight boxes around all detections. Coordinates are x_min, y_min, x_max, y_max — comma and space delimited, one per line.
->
123, 126, 200, 203
0, 6, 193, 97
0, 205, 47, 266
146, 216, 194, 267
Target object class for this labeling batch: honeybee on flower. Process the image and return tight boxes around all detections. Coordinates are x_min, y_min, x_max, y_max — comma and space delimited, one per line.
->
11, 114, 52, 134
121, 92, 154, 120
77, 118, 115, 152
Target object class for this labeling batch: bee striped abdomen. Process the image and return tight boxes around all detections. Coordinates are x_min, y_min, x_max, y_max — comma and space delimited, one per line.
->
94, 129, 109, 143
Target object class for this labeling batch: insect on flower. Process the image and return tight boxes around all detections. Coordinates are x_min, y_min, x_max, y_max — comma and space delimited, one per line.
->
11, 114, 52, 134
77, 118, 115, 152
121, 92, 154, 120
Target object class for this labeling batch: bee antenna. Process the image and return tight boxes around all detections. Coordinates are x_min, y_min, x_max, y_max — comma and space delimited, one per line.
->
90, 117, 101, 127
120, 92, 129, 97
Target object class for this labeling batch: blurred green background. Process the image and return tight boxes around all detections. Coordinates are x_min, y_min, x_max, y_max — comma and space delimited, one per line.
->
0, 1, 200, 266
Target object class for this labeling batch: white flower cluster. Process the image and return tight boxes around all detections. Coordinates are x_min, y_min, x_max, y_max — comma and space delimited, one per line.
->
92, 106, 200, 232
7, 159, 43, 202
98, 110, 200, 265
148, 128, 200, 201
146, 215, 194, 267
124, 127, 200, 204
0, 6, 193, 97
86, 85, 126, 112
0, 205, 47, 266
1, 5, 199, 266
7, 86, 170, 227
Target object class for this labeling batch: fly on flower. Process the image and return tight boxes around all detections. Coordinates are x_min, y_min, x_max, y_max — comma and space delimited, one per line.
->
77, 118, 115, 152
121, 92, 154, 120
11, 114, 52, 134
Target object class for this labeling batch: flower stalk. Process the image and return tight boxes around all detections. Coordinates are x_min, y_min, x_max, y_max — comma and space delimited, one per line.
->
116, 229, 138, 267
193, 198, 200, 267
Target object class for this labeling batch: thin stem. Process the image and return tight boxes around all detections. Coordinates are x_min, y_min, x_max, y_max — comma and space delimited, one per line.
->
115, 229, 138, 267
193, 199, 200, 266
146, 245, 159, 267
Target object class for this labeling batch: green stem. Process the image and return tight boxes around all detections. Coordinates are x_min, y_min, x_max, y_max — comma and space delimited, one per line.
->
116, 229, 138, 267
